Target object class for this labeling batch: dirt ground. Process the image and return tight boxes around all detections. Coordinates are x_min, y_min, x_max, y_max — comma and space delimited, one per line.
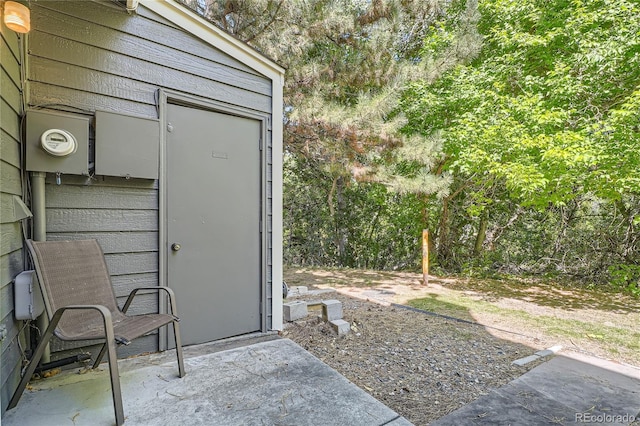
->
281, 267, 639, 425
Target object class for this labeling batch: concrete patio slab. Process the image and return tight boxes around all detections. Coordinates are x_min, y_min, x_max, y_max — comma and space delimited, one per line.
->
3, 337, 411, 426
5, 333, 639, 426
432, 352, 640, 425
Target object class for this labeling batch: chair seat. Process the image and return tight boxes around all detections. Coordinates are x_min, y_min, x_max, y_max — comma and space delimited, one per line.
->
56, 313, 176, 343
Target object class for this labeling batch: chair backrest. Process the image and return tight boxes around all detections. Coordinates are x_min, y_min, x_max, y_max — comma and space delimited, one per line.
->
26, 239, 121, 340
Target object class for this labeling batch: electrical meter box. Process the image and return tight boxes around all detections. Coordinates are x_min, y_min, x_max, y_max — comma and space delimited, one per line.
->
95, 111, 160, 179
26, 110, 90, 175
14, 270, 45, 321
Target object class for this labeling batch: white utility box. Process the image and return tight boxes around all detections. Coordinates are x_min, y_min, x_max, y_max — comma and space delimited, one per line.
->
14, 270, 45, 320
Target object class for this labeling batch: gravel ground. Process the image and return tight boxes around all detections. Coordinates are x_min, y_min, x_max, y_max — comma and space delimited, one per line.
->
282, 293, 541, 425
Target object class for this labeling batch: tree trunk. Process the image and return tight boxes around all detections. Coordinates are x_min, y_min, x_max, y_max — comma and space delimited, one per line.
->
473, 213, 488, 257
550, 200, 579, 267
328, 176, 337, 218
437, 196, 451, 267
336, 176, 347, 263
422, 195, 436, 263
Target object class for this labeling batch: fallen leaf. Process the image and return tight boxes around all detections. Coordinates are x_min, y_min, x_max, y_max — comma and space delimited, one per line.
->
43, 368, 61, 378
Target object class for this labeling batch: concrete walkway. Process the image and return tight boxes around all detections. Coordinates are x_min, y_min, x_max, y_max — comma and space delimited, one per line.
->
3, 336, 411, 426
433, 351, 640, 425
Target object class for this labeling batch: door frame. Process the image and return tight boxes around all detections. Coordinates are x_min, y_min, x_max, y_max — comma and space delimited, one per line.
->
157, 89, 269, 350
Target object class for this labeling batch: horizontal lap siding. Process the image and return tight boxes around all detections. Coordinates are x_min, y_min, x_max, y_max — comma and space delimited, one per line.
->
29, 2, 272, 115
0, 23, 24, 414
43, 176, 160, 353
27, 1, 274, 354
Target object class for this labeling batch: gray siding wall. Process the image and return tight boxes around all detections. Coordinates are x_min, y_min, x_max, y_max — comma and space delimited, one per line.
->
0, 20, 23, 413
0, 22, 25, 413
26, 1, 274, 357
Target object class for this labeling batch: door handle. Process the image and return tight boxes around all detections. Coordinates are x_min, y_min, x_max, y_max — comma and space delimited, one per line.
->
171, 243, 181, 252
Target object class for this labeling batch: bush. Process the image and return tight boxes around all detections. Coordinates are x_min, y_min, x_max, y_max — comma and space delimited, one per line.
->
608, 264, 640, 297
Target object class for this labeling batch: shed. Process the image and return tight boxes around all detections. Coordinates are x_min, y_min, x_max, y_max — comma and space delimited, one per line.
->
0, 0, 284, 414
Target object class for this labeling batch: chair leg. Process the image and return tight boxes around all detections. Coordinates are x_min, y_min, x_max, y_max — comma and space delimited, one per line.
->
7, 318, 58, 410
173, 320, 185, 378
103, 326, 125, 426
93, 342, 108, 369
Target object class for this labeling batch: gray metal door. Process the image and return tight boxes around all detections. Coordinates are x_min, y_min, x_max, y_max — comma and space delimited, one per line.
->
166, 103, 262, 346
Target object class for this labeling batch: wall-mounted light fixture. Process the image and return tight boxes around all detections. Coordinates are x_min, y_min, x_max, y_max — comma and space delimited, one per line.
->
126, 0, 140, 13
3, 1, 31, 33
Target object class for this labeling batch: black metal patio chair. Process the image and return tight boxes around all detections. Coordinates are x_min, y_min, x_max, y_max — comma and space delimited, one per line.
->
8, 239, 185, 426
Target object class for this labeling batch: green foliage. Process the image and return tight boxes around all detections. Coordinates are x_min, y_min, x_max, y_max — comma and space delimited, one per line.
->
403, 0, 639, 207
397, 0, 640, 284
284, 154, 426, 270
608, 264, 640, 297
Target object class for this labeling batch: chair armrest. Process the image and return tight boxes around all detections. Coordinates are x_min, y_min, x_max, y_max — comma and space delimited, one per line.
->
49, 305, 116, 340
121, 287, 179, 318
52, 304, 112, 321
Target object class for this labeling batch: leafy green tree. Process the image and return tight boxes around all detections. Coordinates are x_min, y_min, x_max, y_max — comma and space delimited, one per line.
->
284, 153, 427, 268
400, 0, 639, 279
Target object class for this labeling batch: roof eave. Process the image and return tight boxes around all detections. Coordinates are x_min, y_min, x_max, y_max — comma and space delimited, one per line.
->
139, 0, 285, 82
